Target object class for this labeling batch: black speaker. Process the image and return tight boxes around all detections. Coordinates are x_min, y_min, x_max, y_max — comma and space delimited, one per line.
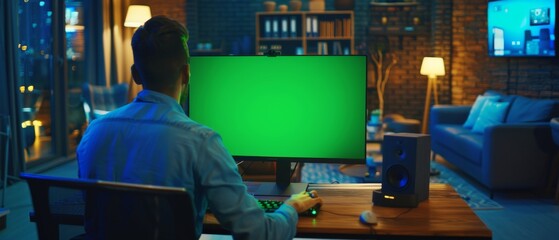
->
373, 133, 430, 207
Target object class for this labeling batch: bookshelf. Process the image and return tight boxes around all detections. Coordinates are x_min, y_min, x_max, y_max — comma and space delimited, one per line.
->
256, 11, 354, 55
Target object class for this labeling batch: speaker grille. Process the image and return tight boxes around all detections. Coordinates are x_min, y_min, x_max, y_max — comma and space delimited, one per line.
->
386, 164, 409, 189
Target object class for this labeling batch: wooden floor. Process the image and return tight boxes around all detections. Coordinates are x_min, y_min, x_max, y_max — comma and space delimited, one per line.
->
1, 159, 559, 240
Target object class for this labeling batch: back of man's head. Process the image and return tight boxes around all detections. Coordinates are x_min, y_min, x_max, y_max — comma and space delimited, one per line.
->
131, 16, 190, 91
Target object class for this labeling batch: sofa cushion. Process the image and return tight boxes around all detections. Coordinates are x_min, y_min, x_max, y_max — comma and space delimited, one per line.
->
483, 90, 517, 104
483, 90, 504, 97
452, 132, 484, 165
506, 96, 558, 123
432, 124, 471, 140
463, 95, 500, 128
431, 124, 483, 165
472, 100, 510, 133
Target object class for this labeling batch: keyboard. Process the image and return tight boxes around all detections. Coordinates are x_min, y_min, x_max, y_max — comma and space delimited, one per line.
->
207, 199, 320, 217
257, 199, 320, 217
258, 199, 283, 213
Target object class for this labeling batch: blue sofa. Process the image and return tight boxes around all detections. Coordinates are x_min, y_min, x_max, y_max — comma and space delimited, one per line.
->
429, 91, 559, 195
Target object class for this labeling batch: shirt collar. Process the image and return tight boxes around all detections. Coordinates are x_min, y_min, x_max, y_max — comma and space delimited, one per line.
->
134, 90, 185, 114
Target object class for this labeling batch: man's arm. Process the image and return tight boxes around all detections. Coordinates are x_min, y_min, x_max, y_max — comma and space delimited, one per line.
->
196, 133, 298, 240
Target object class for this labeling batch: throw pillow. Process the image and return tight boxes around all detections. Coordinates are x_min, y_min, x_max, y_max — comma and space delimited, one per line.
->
506, 95, 558, 123
472, 100, 510, 133
463, 95, 500, 128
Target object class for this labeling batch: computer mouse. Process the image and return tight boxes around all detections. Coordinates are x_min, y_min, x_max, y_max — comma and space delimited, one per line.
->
359, 210, 377, 225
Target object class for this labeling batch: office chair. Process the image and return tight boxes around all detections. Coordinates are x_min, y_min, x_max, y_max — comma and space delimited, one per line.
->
20, 173, 196, 240
82, 83, 129, 123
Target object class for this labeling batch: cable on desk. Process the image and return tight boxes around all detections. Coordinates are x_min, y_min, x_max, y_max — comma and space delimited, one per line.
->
319, 209, 360, 218
368, 225, 377, 235
320, 209, 377, 235
378, 207, 413, 220
322, 207, 412, 222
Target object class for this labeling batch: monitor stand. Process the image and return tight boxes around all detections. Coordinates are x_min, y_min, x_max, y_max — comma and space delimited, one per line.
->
246, 161, 308, 197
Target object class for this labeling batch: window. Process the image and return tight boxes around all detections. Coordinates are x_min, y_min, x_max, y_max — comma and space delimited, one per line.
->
17, 0, 87, 166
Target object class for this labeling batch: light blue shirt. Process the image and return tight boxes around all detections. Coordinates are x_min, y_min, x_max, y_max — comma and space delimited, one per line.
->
77, 90, 298, 239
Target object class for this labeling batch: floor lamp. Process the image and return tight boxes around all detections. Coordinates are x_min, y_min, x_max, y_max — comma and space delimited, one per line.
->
420, 57, 445, 134
420, 57, 445, 176
124, 5, 152, 101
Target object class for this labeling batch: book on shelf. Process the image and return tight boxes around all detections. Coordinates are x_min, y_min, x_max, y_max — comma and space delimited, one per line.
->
272, 17, 279, 38
306, 16, 311, 37
312, 16, 318, 37
306, 16, 319, 37
281, 17, 288, 38
332, 41, 343, 55
290, 16, 297, 38
317, 42, 328, 55
317, 18, 351, 38
264, 18, 271, 38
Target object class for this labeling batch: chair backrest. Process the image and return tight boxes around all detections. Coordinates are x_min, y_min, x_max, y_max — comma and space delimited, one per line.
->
20, 173, 196, 240
82, 83, 129, 122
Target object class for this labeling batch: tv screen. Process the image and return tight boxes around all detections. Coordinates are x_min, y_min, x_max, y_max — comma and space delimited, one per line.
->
188, 55, 366, 163
488, 0, 556, 57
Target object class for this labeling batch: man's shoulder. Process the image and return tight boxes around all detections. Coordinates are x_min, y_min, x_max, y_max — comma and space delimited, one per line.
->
177, 118, 218, 139
87, 105, 219, 138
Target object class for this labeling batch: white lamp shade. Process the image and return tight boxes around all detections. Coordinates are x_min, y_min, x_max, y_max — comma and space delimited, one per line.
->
420, 57, 445, 77
124, 5, 152, 28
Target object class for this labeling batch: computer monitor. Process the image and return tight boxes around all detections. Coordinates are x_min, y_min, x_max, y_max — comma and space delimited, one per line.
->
188, 55, 366, 196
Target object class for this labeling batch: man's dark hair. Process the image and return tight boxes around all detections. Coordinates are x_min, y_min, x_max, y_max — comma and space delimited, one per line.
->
131, 15, 190, 91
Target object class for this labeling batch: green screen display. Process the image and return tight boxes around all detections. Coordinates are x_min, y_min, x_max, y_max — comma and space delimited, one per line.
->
188, 55, 366, 163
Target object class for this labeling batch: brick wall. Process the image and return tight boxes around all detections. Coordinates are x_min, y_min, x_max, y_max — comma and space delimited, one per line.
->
130, 0, 187, 25
150, 0, 559, 121
452, 0, 559, 106
366, 0, 435, 120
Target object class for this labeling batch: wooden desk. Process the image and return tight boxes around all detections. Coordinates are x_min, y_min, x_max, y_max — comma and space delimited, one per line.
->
203, 183, 492, 239
30, 183, 491, 239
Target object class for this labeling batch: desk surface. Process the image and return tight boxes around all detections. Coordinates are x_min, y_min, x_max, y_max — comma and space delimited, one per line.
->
203, 183, 492, 239
31, 183, 491, 239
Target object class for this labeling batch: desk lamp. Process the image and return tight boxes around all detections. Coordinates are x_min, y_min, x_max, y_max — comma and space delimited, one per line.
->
420, 57, 445, 134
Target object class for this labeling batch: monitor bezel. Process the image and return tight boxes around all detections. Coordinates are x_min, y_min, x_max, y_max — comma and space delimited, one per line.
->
187, 55, 368, 195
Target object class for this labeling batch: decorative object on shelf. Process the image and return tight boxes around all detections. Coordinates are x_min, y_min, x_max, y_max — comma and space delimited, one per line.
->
278, 4, 288, 12
256, 11, 354, 55
420, 57, 445, 133
124, 5, 152, 28
334, 0, 355, 10
263, 1, 276, 12
290, 0, 302, 11
309, 0, 325, 12
368, 37, 397, 121
367, 109, 384, 141
368, 0, 426, 50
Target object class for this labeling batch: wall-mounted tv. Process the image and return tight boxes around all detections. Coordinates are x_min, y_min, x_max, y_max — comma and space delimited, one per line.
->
488, 0, 556, 57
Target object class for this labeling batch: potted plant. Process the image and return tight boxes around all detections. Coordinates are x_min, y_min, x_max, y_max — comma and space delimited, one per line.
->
368, 36, 397, 121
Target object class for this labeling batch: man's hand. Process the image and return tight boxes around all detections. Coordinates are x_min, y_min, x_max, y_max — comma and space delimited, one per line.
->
283, 190, 323, 213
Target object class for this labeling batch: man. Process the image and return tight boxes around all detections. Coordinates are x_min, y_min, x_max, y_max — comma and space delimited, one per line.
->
77, 16, 322, 239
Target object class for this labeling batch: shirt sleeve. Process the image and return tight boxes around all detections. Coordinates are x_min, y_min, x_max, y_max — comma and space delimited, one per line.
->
195, 132, 298, 240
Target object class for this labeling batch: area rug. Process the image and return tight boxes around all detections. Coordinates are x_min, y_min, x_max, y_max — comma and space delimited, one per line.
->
301, 162, 503, 210
429, 162, 503, 210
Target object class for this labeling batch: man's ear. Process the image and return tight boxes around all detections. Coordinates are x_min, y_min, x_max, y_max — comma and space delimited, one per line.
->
131, 64, 142, 85
181, 64, 190, 85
